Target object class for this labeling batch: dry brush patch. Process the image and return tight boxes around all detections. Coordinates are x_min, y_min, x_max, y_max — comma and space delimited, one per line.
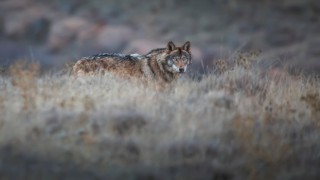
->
0, 61, 320, 179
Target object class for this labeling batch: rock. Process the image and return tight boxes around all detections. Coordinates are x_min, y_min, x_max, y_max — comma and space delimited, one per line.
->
95, 25, 134, 52
27, 18, 51, 42
4, 14, 27, 39
48, 17, 91, 52
4, 5, 52, 41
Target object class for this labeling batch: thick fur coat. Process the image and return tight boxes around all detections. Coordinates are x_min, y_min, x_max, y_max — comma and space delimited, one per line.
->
72, 41, 192, 83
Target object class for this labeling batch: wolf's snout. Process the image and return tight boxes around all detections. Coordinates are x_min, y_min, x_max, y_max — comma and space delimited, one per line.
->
179, 68, 185, 73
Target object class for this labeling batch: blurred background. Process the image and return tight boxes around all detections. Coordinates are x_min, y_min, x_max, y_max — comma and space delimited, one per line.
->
0, 0, 319, 73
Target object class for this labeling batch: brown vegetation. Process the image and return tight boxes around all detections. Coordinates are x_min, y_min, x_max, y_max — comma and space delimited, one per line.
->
0, 58, 320, 179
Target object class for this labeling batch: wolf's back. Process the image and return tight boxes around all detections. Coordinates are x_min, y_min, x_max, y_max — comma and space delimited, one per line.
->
72, 53, 147, 77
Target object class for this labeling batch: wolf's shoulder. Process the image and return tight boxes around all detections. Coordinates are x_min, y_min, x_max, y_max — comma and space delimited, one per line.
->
145, 48, 166, 56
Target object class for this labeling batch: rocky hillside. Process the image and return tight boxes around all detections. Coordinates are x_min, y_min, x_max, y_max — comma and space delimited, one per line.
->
0, 0, 319, 73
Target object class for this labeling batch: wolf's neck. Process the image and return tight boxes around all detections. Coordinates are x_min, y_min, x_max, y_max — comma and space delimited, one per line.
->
147, 53, 177, 83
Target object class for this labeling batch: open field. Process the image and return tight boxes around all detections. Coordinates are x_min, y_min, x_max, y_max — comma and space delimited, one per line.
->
0, 60, 320, 180
1, 0, 320, 179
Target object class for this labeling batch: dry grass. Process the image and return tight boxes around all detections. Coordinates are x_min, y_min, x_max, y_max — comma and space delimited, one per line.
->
0, 59, 320, 180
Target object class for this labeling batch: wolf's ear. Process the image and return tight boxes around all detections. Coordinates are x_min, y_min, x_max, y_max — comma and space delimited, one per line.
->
182, 41, 191, 53
166, 41, 176, 52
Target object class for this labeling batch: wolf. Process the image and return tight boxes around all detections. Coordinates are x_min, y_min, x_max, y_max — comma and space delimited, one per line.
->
72, 41, 192, 83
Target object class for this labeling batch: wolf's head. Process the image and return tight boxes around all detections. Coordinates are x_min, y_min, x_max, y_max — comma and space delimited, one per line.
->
163, 41, 192, 73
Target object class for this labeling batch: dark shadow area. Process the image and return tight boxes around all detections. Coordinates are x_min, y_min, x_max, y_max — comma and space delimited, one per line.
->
0, 146, 235, 180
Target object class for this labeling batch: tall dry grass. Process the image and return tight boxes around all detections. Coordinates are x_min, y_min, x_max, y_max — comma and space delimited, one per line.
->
0, 58, 320, 180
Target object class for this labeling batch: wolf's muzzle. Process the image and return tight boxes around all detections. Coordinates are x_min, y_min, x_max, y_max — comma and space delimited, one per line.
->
179, 68, 185, 73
